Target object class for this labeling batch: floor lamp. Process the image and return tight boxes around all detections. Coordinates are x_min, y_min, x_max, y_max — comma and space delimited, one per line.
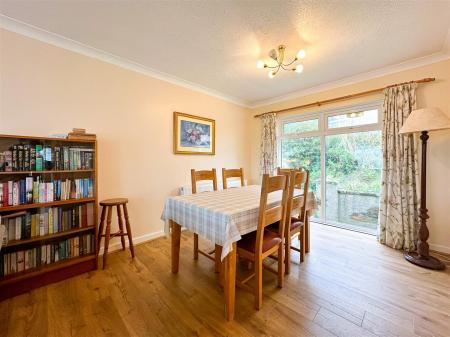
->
399, 107, 450, 270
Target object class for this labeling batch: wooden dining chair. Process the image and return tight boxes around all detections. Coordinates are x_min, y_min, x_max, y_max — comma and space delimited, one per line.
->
222, 168, 245, 189
236, 173, 289, 310
277, 166, 304, 175
269, 169, 309, 274
191, 169, 221, 268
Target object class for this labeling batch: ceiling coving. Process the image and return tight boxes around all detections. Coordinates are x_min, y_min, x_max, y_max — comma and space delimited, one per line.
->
257, 45, 306, 78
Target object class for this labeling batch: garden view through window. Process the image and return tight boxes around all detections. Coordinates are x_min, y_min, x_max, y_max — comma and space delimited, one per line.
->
280, 104, 382, 234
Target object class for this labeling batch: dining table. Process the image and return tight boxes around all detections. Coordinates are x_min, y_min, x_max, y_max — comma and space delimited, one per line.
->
161, 184, 318, 321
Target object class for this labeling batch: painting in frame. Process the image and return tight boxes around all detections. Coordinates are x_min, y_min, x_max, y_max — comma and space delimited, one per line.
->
173, 112, 215, 155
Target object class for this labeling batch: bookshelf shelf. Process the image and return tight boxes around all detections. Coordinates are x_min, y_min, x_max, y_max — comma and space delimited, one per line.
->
0, 134, 96, 143
0, 169, 94, 175
4, 226, 95, 248
0, 254, 96, 287
0, 197, 96, 212
0, 134, 98, 300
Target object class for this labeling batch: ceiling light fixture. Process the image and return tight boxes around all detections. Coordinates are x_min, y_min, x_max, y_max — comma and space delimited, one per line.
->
256, 45, 306, 78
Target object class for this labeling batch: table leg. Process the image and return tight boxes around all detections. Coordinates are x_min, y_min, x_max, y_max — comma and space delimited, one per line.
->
171, 220, 181, 274
215, 244, 222, 273
223, 242, 236, 321
305, 211, 310, 253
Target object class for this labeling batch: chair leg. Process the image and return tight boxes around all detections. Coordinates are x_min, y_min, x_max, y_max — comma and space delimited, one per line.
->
300, 227, 305, 263
97, 206, 106, 255
122, 203, 135, 258
277, 244, 284, 288
285, 234, 291, 275
255, 257, 263, 310
102, 206, 113, 269
116, 205, 126, 250
193, 233, 199, 260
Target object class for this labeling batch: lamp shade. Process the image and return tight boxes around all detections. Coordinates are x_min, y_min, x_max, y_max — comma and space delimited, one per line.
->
399, 107, 450, 134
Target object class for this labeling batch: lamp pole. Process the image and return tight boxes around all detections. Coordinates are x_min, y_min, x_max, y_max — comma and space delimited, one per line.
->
404, 131, 445, 270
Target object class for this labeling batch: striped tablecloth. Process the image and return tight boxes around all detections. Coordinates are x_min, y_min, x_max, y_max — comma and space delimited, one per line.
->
161, 185, 317, 260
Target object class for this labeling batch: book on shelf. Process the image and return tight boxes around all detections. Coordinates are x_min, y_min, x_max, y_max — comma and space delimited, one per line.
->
0, 151, 12, 172
0, 218, 6, 249
0, 143, 94, 172
0, 203, 94, 243
0, 177, 94, 207
0, 233, 95, 277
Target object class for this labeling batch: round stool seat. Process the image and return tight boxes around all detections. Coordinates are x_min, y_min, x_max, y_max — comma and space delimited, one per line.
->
100, 198, 128, 206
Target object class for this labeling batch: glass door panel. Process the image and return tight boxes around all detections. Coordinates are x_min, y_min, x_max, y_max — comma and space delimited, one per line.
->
281, 137, 322, 216
325, 131, 382, 234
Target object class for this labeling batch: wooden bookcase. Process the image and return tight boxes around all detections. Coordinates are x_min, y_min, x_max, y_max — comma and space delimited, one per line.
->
0, 134, 98, 300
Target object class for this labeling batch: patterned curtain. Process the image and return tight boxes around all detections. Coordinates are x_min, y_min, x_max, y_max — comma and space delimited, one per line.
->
378, 83, 420, 251
260, 113, 277, 175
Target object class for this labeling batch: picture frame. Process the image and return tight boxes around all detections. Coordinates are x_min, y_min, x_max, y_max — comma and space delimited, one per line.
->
173, 112, 215, 155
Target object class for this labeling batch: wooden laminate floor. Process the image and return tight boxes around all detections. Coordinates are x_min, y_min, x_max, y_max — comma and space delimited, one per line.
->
1, 223, 449, 337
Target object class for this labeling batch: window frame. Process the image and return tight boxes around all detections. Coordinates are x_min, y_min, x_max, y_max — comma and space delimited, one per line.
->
278, 100, 383, 224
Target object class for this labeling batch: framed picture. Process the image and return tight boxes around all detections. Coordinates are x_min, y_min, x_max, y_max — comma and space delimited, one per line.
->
173, 112, 215, 155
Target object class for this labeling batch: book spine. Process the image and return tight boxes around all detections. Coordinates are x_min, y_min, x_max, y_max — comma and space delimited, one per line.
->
30, 147, 36, 171
11, 145, 18, 171
43, 146, 53, 171
8, 181, 13, 206
23, 145, 30, 171
35, 145, 43, 171
12, 182, 19, 206
17, 145, 24, 171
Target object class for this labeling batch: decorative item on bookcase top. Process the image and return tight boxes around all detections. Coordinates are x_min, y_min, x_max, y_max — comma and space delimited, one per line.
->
399, 107, 450, 270
173, 112, 215, 155
67, 128, 96, 141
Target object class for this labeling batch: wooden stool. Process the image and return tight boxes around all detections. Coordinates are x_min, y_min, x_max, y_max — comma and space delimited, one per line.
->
98, 198, 135, 269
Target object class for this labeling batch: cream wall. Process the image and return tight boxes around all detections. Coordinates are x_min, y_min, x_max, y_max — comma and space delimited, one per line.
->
249, 59, 450, 253
1, 27, 449, 254
0, 29, 251, 247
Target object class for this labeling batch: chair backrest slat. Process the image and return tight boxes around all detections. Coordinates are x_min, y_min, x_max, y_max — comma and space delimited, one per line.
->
264, 206, 284, 226
277, 166, 304, 175
222, 168, 245, 189
191, 169, 218, 194
266, 175, 287, 194
255, 174, 289, 255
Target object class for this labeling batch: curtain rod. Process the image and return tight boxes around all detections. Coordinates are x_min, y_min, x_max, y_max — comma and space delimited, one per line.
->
253, 77, 435, 118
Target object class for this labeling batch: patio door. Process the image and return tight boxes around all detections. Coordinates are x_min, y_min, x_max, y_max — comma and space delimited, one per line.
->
279, 102, 382, 234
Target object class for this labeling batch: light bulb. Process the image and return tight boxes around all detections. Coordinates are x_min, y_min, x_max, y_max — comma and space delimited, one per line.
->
256, 60, 265, 69
297, 49, 306, 59
268, 71, 275, 79
294, 64, 304, 73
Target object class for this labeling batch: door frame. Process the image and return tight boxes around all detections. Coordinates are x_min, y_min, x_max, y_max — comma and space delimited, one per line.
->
278, 100, 383, 225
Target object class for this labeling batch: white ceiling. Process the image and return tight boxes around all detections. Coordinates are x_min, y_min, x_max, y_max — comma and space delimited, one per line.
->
1, 1, 450, 107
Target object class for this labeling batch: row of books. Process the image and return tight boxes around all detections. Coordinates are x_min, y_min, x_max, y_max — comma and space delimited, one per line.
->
0, 203, 95, 242
0, 177, 94, 207
0, 233, 95, 277
0, 144, 94, 172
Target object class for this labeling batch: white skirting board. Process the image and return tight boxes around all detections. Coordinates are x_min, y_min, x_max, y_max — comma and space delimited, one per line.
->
98, 230, 165, 255
430, 243, 450, 255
